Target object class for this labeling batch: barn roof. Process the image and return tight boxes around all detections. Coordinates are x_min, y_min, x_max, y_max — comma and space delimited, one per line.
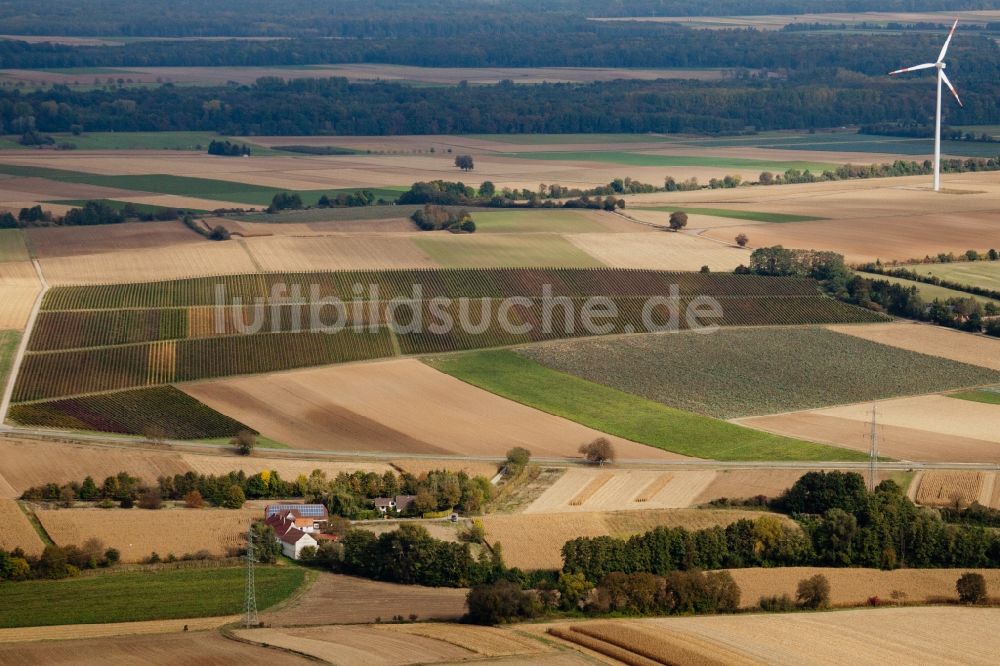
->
265, 503, 328, 519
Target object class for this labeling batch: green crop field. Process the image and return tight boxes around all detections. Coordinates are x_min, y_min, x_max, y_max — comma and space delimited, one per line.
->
9, 386, 256, 439
509, 150, 839, 172
471, 209, 609, 233
633, 206, 825, 223
0, 330, 20, 388
901, 261, 1000, 293
0, 164, 402, 207
518, 327, 1000, 418
0, 229, 31, 262
0, 566, 305, 628
857, 272, 1000, 307
427, 350, 867, 461
413, 235, 605, 268
949, 388, 1000, 406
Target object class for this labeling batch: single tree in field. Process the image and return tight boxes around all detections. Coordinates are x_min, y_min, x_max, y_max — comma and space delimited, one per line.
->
735, 233, 749, 247
796, 574, 831, 609
505, 446, 531, 471
668, 211, 688, 231
956, 572, 987, 604
232, 430, 257, 456
579, 437, 616, 465
455, 154, 474, 171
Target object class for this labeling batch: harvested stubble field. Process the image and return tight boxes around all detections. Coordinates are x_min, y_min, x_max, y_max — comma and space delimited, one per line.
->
482, 509, 789, 570
0, 499, 43, 555
693, 469, 808, 504
914, 471, 996, 508
738, 412, 1000, 464
519, 327, 1000, 418
26, 221, 203, 259
234, 625, 477, 666
261, 572, 468, 626
471, 209, 628, 234
828, 321, 1000, 371
548, 606, 1000, 666
183, 359, 672, 459
392, 459, 500, 479
244, 234, 439, 272
0, 615, 238, 644
35, 506, 258, 562
728, 567, 1000, 609
566, 231, 748, 271
0, 631, 314, 666
383, 623, 550, 658
524, 469, 718, 513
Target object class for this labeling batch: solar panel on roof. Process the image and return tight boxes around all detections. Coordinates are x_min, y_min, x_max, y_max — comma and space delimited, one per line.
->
265, 504, 327, 517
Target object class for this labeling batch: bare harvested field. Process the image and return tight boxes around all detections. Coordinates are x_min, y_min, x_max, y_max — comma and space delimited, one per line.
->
243, 234, 438, 271
234, 625, 475, 665
567, 231, 747, 271
0, 615, 237, 644
524, 469, 717, 513
39, 242, 257, 284
914, 471, 996, 508
36, 506, 257, 562
183, 359, 680, 460
738, 411, 1000, 464
27, 221, 202, 258
693, 469, 808, 504
262, 573, 468, 626
553, 606, 1000, 666
730, 567, 1000, 609
0, 630, 311, 665
0, 499, 43, 555
238, 621, 558, 665
357, 520, 461, 543
829, 322, 1000, 371
597, 10, 1000, 30
0, 436, 390, 497
706, 211, 1000, 264
0, 284, 39, 329
392, 459, 500, 479
482, 509, 785, 570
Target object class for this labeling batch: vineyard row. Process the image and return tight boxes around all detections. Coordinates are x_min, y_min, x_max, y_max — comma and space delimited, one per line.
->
40, 268, 820, 310
13, 296, 886, 402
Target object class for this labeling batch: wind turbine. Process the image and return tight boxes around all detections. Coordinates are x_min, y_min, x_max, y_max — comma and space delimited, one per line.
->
889, 19, 963, 192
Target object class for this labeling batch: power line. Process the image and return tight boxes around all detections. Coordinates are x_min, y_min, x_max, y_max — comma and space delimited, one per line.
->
243, 523, 259, 628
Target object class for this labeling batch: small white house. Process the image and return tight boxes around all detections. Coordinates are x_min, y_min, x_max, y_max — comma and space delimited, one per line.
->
278, 527, 318, 560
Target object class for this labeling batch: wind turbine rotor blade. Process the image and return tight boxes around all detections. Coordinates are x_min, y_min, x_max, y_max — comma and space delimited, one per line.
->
937, 19, 958, 62
941, 70, 963, 107
889, 63, 936, 76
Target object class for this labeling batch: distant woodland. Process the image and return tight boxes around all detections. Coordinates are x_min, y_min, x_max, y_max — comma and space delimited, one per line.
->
1, 0, 999, 135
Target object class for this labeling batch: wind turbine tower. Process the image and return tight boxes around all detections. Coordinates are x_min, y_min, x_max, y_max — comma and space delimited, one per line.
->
889, 20, 963, 192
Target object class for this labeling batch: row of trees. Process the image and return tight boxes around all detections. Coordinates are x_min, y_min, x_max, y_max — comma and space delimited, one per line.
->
21, 467, 497, 518
4, 69, 1000, 137
562, 472, 1000, 582
0, 541, 119, 581
207, 139, 251, 156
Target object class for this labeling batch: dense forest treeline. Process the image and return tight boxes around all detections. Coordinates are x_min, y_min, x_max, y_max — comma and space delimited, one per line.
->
2, 28, 997, 80
0, 1, 994, 37
3, 76, 999, 136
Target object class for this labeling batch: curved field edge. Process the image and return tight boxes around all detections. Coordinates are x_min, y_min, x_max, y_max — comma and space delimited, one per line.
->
425, 350, 868, 462
0, 566, 305, 628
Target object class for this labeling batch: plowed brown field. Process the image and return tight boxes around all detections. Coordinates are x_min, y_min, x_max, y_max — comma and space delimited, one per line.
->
183, 359, 679, 460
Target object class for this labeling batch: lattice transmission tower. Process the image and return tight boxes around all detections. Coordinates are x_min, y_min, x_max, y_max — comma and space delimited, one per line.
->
243, 524, 259, 628
868, 402, 879, 492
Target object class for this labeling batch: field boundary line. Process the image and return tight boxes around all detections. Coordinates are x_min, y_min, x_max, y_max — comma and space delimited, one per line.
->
236, 237, 265, 272
0, 258, 47, 427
